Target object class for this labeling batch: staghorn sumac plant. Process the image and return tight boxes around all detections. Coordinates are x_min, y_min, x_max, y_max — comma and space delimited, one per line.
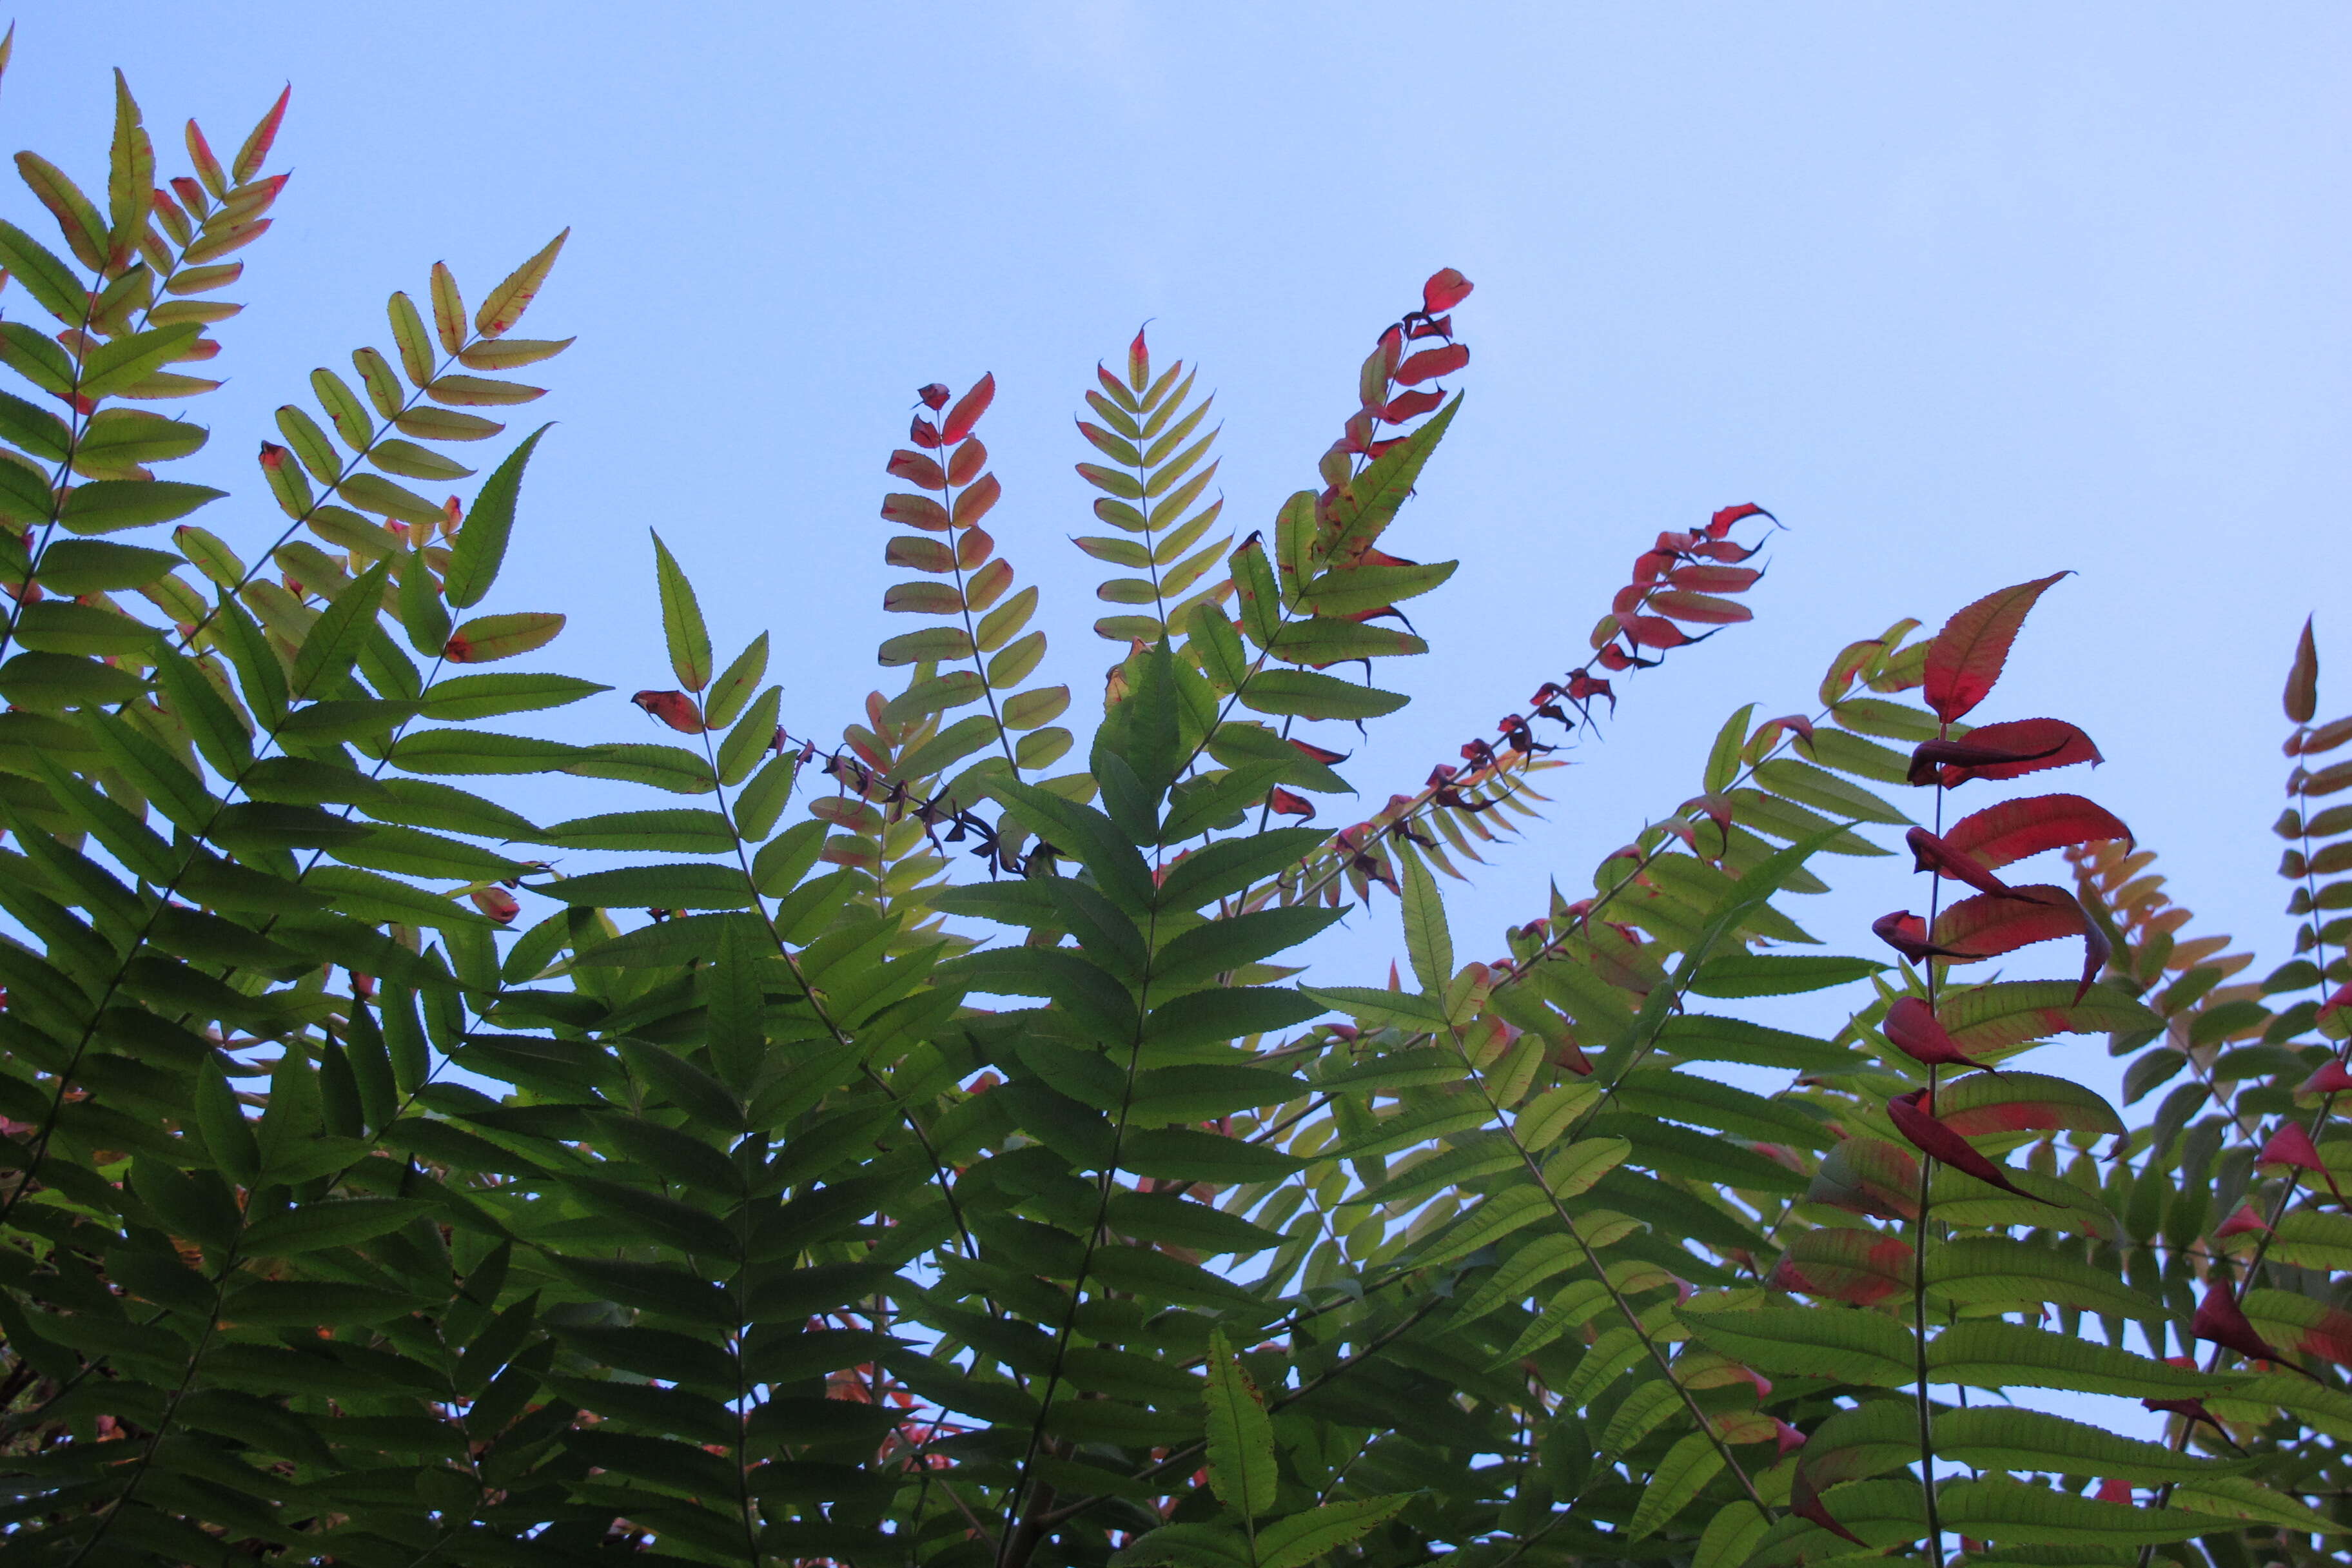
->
0, 46, 2341, 1568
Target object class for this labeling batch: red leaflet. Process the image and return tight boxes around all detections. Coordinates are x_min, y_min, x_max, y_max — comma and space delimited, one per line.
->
2215, 1205, 2270, 1239
2288, 1300, 2352, 1368
941, 373, 995, 444
945, 437, 988, 486
1905, 826, 2015, 899
469, 886, 520, 925
1941, 794, 2132, 871
1810, 1136, 1922, 1220
1882, 996, 2004, 1076
1422, 268, 1474, 313
908, 415, 941, 450
1620, 615, 1703, 650
1128, 326, 1150, 390
1772, 1419, 1807, 1458
2141, 1396, 2242, 1451
235, 86, 293, 184
2287, 615, 2319, 724
1790, 1465, 1865, 1546
1918, 719, 2102, 787
1931, 884, 2108, 1001
1886, 1088, 2055, 1204
2193, 1279, 2316, 1378
1645, 590, 1752, 625
1667, 564, 1761, 594
1707, 503, 1773, 538
1766, 1229, 1914, 1306
1408, 315, 1452, 340
631, 690, 705, 735
886, 450, 948, 492
1921, 571, 2071, 723
2259, 1120, 2326, 1173
915, 382, 950, 411
881, 493, 951, 531
1694, 536, 1761, 563
1393, 344, 1469, 386
1266, 787, 1314, 819
1289, 738, 1348, 765
2302, 1061, 2352, 1094
1872, 910, 1971, 963
2095, 1479, 2133, 1504
1378, 389, 1444, 425
2318, 984, 2352, 1029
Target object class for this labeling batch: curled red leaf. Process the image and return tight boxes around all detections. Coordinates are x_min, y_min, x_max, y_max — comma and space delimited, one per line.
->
2141, 1395, 2243, 1451
2194, 1277, 2317, 1379
1916, 719, 2102, 787
2260, 1121, 2331, 1177
1266, 787, 1315, 820
631, 690, 705, 735
1906, 826, 2016, 899
908, 414, 941, 451
1940, 793, 2132, 871
1422, 268, 1474, 313
2301, 1061, 2352, 1095
1922, 571, 2072, 723
1620, 614, 1708, 651
915, 382, 950, 411
469, 886, 520, 924
1789, 1464, 1865, 1546
1707, 502, 1774, 538
1886, 1088, 2055, 1204
1882, 996, 2004, 1076
2214, 1204, 2270, 1240
1872, 910, 1972, 963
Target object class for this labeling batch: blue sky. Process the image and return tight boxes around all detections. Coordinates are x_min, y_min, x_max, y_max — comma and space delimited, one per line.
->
23, 4, 2352, 1103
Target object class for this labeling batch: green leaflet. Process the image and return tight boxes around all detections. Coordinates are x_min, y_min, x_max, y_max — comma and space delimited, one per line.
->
1932, 1406, 2248, 1485
1202, 1330, 1275, 1517
1398, 851, 1455, 995
649, 528, 711, 689
1678, 1304, 1914, 1386
387, 729, 582, 774
1688, 952, 1883, 998
1251, 1498, 1409, 1568
1235, 669, 1408, 721
539, 863, 756, 910
1628, 1429, 1723, 1538
536, 808, 735, 854
309, 867, 491, 932
418, 671, 609, 720
1928, 1322, 2230, 1398
1692, 1502, 1770, 1568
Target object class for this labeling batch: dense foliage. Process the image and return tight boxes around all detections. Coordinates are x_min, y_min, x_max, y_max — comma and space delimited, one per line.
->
1, 52, 2348, 1568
